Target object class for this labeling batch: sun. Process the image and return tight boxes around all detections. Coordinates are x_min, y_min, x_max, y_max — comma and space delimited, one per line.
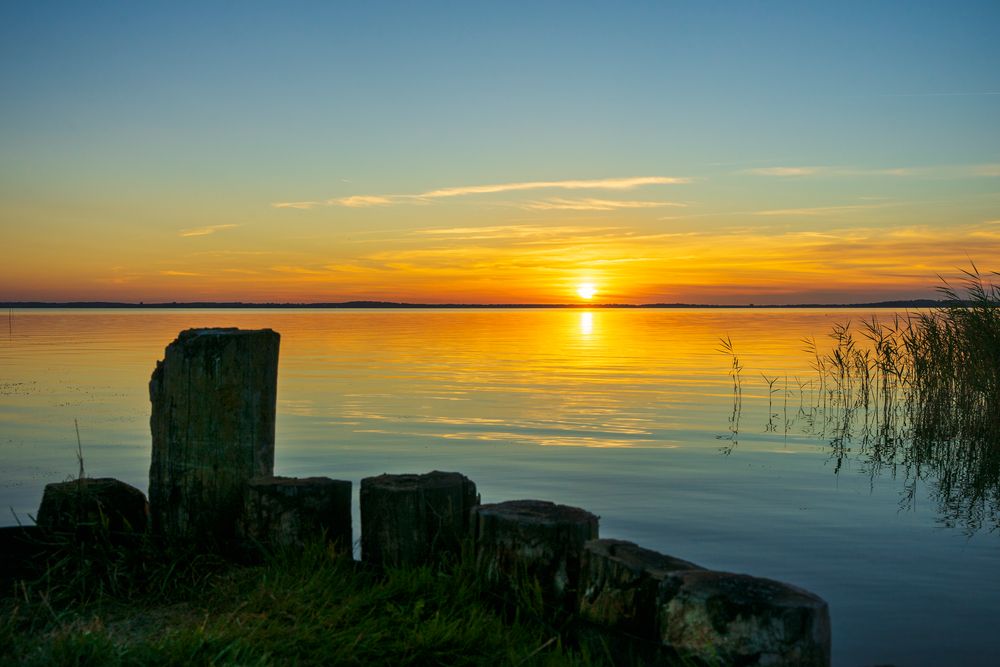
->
576, 283, 597, 300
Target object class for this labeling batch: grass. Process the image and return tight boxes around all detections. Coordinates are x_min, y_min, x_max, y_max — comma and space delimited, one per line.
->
1, 537, 619, 667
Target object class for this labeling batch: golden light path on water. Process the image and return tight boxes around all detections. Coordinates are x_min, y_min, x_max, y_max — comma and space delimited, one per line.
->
0, 308, 998, 666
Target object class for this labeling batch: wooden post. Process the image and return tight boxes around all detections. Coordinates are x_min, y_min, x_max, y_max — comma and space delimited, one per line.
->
473, 499, 598, 612
148, 328, 279, 545
579, 538, 702, 639
36, 477, 148, 538
360, 471, 478, 567
241, 476, 352, 551
659, 570, 831, 666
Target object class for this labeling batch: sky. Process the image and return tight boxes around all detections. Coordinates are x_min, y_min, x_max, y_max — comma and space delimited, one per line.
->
1, 1, 999, 304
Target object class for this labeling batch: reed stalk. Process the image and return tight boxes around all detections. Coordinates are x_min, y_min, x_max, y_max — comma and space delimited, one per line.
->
726, 266, 1000, 531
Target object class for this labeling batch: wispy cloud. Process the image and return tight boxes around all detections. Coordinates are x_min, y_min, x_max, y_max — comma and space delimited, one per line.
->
753, 203, 887, 216
179, 224, 241, 237
521, 198, 686, 211
271, 176, 689, 209
335, 195, 396, 207
160, 270, 202, 277
269, 265, 332, 275
745, 167, 821, 176
746, 164, 1000, 179
190, 250, 273, 257
272, 201, 322, 210
744, 166, 913, 177
414, 224, 623, 241
418, 176, 688, 198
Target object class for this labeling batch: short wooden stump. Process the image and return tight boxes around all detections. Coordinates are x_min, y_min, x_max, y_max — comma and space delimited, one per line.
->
241, 476, 352, 551
579, 538, 703, 639
36, 477, 148, 537
360, 471, 478, 567
473, 499, 598, 611
659, 570, 831, 666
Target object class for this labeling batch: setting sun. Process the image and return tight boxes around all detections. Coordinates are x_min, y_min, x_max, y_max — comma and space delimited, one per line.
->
577, 283, 597, 300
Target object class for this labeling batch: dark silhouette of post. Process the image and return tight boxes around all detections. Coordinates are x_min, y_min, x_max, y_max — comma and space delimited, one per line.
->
36, 477, 148, 538
241, 476, 352, 551
473, 499, 598, 612
578, 538, 703, 639
361, 471, 478, 567
659, 570, 831, 666
149, 328, 279, 545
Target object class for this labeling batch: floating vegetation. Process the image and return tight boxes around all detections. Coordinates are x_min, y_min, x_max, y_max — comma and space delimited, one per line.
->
722, 266, 1000, 533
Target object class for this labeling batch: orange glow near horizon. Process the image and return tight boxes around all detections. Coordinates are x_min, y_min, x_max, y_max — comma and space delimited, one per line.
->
3, 217, 998, 305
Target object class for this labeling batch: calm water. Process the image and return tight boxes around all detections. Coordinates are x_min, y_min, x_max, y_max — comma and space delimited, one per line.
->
1, 308, 997, 666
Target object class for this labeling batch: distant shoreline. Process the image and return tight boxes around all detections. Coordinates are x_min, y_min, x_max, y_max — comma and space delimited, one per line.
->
0, 299, 945, 310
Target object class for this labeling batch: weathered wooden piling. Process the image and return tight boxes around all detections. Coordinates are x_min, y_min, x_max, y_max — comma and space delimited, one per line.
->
473, 499, 598, 611
36, 477, 148, 536
148, 328, 279, 545
360, 471, 478, 567
579, 538, 702, 639
241, 476, 352, 550
658, 570, 831, 666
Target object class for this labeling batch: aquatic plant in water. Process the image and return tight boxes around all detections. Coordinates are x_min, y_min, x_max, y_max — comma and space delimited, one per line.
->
723, 267, 1000, 533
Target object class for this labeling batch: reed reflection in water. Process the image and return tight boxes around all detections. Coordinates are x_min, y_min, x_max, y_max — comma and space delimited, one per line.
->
719, 274, 1000, 534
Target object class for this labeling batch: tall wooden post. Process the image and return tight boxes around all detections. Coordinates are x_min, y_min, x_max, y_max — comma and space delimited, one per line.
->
148, 328, 280, 545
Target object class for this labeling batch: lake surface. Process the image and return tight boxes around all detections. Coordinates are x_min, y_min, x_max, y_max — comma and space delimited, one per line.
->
1, 308, 997, 666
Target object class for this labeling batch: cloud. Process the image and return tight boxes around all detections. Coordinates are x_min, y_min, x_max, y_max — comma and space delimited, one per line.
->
417, 176, 689, 199
272, 196, 395, 210
522, 198, 687, 211
414, 224, 623, 241
746, 167, 822, 176
746, 166, 915, 177
190, 250, 273, 257
160, 270, 202, 277
179, 224, 240, 237
753, 204, 887, 216
269, 265, 331, 275
746, 164, 1000, 179
272, 201, 322, 210
334, 195, 396, 207
745, 166, 914, 177
271, 176, 689, 209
